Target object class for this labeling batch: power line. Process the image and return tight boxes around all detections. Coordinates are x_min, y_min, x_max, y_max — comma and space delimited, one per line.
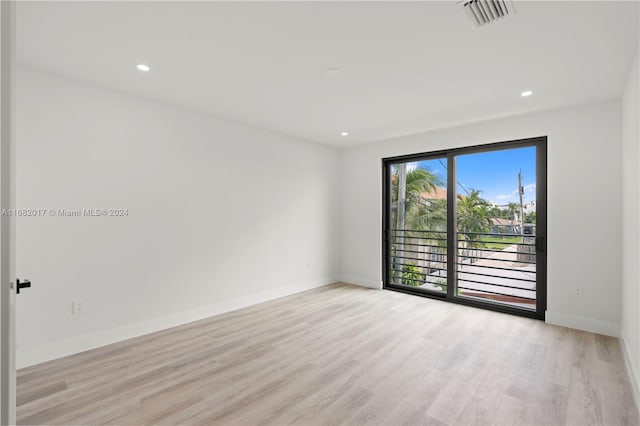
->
437, 158, 471, 196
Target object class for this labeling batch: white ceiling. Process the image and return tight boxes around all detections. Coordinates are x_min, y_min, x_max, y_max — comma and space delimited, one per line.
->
17, 1, 639, 147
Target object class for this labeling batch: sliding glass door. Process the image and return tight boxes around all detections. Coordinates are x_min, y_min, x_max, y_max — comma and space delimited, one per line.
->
383, 137, 546, 319
388, 157, 448, 294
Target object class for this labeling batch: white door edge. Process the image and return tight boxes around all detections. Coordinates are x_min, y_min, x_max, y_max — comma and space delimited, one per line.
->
0, 1, 17, 424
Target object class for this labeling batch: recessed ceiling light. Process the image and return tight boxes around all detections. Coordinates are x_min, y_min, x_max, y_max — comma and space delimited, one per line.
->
136, 64, 150, 72
521, 90, 533, 97
326, 67, 342, 76
341, 132, 349, 136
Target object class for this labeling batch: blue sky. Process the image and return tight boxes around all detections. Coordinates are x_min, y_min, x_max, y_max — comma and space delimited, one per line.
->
413, 146, 536, 206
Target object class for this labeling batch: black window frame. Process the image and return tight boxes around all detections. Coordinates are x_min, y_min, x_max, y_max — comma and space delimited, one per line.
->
382, 136, 547, 320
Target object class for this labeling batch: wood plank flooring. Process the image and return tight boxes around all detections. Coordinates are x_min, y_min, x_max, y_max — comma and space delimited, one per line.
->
16, 283, 639, 425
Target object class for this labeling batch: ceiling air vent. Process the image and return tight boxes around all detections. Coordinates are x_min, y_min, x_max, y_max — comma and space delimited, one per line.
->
460, 0, 515, 27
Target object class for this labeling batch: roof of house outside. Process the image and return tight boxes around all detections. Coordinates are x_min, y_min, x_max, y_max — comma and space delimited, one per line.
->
491, 218, 517, 226
420, 187, 447, 200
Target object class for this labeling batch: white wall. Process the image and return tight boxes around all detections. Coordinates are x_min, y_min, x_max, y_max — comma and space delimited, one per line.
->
14, 62, 633, 374
622, 45, 640, 405
15, 67, 341, 368
341, 100, 622, 336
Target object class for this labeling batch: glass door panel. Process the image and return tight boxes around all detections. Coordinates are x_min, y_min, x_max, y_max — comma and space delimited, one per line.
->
454, 146, 538, 310
388, 158, 448, 294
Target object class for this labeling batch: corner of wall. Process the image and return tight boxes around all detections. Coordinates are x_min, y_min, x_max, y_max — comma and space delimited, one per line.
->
545, 311, 620, 337
340, 276, 382, 290
621, 335, 640, 410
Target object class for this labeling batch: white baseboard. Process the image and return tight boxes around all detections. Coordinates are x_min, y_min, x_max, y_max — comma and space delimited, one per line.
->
621, 336, 640, 410
545, 310, 619, 337
339, 275, 382, 290
17, 277, 336, 369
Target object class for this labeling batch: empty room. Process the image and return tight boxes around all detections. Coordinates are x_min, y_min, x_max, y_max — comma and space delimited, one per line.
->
1, 0, 639, 425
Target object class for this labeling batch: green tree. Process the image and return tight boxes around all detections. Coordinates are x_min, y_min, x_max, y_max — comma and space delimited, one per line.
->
507, 202, 519, 222
457, 189, 492, 262
488, 205, 502, 219
406, 198, 447, 233
525, 211, 536, 223
457, 189, 492, 234
391, 168, 443, 221
391, 262, 425, 287
390, 166, 445, 285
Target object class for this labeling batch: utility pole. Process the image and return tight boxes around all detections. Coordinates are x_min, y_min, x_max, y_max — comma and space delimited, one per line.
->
518, 169, 524, 236
395, 163, 407, 285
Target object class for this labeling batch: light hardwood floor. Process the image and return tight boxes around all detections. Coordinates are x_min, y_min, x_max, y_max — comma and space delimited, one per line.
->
16, 283, 639, 425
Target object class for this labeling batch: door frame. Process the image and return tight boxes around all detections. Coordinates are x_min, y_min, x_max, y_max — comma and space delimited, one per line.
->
382, 136, 547, 320
1, 1, 17, 423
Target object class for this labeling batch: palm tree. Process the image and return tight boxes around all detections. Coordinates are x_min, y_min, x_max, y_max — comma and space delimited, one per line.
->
457, 189, 491, 232
391, 166, 443, 231
457, 189, 492, 263
507, 202, 519, 222
391, 166, 443, 284
391, 168, 441, 211
407, 199, 447, 233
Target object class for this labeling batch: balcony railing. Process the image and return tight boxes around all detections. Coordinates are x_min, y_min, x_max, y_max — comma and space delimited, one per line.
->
389, 229, 536, 309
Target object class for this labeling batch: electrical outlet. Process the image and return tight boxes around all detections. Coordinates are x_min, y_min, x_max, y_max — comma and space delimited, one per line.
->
575, 288, 584, 299
72, 301, 85, 315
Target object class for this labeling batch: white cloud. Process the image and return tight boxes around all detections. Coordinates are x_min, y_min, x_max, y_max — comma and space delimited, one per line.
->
492, 183, 535, 203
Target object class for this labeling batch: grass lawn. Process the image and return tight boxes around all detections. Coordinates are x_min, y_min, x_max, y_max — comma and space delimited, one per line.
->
480, 235, 522, 250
